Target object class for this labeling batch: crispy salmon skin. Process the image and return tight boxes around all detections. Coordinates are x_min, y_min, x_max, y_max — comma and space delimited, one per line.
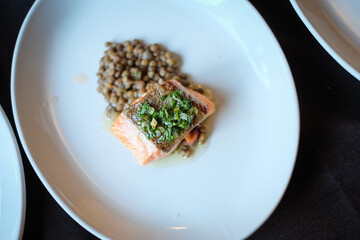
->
111, 79, 215, 165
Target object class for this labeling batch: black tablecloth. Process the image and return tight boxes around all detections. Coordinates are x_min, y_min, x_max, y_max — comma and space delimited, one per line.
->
1, 1, 360, 239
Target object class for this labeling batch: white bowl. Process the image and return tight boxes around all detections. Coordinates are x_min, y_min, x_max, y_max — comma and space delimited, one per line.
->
12, 0, 299, 239
0, 106, 26, 240
291, 0, 360, 80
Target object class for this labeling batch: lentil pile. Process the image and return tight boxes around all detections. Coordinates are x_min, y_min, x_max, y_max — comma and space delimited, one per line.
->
96, 39, 209, 157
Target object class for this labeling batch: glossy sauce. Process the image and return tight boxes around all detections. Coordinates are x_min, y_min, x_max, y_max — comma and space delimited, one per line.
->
145, 140, 209, 168
101, 111, 119, 134
74, 73, 88, 84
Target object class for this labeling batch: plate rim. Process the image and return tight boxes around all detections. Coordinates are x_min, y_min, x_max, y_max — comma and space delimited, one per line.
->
290, 0, 360, 80
241, 2, 300, 238
11, 1, 300, 239
10, 1, 110, 239
0, 106, 26, 240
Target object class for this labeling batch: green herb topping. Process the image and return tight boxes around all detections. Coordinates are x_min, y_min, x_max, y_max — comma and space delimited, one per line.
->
137, 90, 198, 143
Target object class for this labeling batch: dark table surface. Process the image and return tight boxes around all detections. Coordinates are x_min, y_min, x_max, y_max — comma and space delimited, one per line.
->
1, 0, 360, 239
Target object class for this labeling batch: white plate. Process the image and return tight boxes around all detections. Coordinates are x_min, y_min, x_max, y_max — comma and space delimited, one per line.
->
291, 0, 360, 80
0, 106, 26, 240
11, 0, 299, 239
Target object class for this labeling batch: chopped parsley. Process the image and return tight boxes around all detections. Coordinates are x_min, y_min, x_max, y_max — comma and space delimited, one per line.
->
137, 90, 198, 143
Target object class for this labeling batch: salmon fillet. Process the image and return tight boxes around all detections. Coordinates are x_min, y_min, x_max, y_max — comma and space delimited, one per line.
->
111, 79, 215, 165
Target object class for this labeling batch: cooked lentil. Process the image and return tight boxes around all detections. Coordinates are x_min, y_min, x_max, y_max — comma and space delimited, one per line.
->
198, 132, 207, 144
179, 145, 191, 158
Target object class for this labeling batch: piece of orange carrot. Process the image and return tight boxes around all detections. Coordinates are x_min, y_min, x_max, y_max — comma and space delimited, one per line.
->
184, 128, 199, 145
